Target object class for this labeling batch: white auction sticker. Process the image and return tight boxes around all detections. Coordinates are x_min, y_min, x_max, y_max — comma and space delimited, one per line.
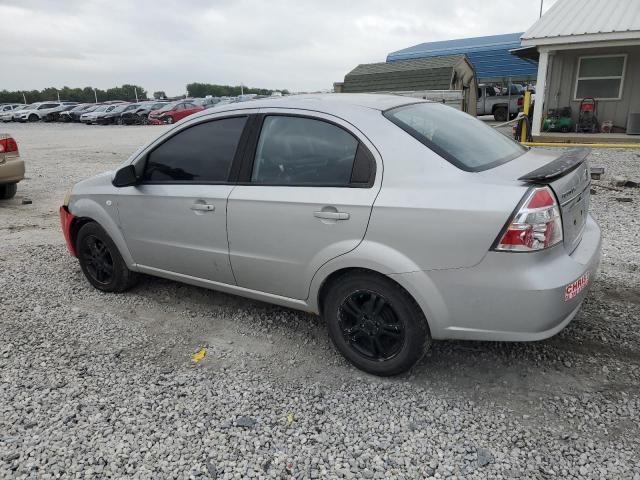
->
564, 271, 590, 301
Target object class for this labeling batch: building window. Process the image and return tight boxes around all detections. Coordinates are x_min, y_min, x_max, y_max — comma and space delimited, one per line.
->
574, 54, 626, 100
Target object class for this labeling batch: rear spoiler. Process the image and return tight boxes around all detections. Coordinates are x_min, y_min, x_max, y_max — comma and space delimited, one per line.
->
518, 148, 590, 183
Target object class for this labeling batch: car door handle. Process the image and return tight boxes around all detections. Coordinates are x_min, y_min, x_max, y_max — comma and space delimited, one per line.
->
190, 203, 215, 212
314, 211, 350, 220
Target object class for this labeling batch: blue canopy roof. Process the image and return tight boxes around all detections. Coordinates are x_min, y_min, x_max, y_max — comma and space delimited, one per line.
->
387, 33, 538, 83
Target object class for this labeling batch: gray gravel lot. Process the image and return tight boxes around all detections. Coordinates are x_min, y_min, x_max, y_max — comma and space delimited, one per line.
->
1, 123, 639, 479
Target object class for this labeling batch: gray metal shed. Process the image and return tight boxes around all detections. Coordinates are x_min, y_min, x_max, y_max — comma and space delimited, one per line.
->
342, 55, 477, 114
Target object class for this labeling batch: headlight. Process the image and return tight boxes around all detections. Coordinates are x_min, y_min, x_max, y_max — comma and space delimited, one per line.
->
63, 189, 72, 207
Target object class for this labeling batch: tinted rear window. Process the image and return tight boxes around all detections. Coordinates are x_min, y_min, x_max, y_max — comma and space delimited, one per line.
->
384, 103, 525, 171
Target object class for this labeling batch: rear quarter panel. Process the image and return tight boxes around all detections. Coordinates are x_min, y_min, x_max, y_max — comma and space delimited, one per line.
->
354, 111, 527, 272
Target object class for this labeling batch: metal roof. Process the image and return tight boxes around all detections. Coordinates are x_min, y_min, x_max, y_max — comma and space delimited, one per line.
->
342, 55, 471, 93
387, 33, 537, 82
348, 55, 466, 76
522, 0, 640, 45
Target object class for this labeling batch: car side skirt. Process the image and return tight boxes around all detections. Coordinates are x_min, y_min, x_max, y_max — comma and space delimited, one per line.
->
135, 264, 314, 313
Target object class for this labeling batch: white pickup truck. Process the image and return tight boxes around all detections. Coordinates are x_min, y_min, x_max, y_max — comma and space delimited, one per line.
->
476, 84, 523, 121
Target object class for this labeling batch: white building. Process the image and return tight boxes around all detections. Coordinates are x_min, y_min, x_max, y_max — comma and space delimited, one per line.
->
517, 0, 640, 137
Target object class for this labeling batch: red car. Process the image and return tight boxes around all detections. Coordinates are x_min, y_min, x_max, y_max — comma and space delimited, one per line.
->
148, 100, 203, 125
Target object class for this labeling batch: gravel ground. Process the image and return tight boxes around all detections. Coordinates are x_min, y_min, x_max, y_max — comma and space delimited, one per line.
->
1, 123, 639, 479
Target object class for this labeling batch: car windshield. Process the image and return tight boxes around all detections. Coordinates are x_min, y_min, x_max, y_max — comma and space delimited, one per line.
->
94, 106, 108, 112
70, 104, 87, 112
384, 102, 526, 171
157, 102, 179, 112
110, 105, 129, 113
23, 104, 38, 110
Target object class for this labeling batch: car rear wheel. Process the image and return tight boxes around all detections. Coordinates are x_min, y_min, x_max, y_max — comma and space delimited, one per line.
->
0, 183, 17, 200
76, 222, 138, 293
28, 114, 39, 122
323, 271, 430, 376
493, 107, 508, 122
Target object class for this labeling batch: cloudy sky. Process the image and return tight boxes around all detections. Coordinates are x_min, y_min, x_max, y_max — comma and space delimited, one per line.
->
0, 0, 558, 96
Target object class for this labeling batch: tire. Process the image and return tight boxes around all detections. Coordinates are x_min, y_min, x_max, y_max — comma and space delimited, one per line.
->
116, 117, 123, 125
0, 183, 17, 200
28, 114, 39, 122
165, 116, 174, 124
76, 222, 137, 293
140, 115, 149, 125
493, 107, 508, 122
323, 271, 430, 376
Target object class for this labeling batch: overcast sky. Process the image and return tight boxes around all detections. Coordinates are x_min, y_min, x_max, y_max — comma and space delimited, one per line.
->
0, 0, 558, 96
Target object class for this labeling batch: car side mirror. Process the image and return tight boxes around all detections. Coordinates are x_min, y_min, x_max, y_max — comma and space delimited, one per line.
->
112, 164, 139, 187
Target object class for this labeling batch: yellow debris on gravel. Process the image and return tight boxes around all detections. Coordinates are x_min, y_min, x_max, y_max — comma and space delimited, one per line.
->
191, 347, 207, 363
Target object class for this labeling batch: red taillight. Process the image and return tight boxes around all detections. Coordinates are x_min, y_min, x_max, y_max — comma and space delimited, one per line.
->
517, 97, 523, 107
59, 206, 77, 257
495, 187, 563, 252
0, 137, 18, 154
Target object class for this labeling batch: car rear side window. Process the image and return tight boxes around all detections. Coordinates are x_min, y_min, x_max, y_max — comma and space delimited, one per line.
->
143, 116, 247, 183
384, 102, 525, 171
251, 116, 359, 186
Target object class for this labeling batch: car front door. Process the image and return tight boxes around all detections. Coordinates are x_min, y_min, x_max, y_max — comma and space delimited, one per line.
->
227, 111, 381, 300
116, 115, 250, 284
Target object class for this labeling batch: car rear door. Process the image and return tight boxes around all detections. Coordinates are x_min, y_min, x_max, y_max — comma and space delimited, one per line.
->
116, 114, 251, 284
227, 110, 381, 300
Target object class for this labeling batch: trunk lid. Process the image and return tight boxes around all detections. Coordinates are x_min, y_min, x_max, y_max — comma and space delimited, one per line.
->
480, 148, 591, 254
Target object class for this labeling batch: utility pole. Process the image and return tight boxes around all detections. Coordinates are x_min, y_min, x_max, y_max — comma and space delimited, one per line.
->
241, 84, 244, 96
134, 87, 139, 102
57, 90, 60, 102
94, 88, 98, 103
539, 0, 544, 17
22, 92, 27, 104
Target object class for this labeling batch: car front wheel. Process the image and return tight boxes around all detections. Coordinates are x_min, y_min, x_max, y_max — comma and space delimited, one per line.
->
76, 222, 137, 292
323, 271, 430, 376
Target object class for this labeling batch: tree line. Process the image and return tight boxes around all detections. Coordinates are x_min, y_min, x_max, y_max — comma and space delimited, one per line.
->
0, 82, 290, 105
186, 82, 289, 98
0, 85, 148, 104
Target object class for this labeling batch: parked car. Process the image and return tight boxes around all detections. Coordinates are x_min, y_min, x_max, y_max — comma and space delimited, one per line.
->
476, 84, 522, 121
80, 105, 117, 124
59, 94, 601, 376
61, 104, 99, 122
1, 105, 27, 122
121, 101, 168, 125
0, 104, 25, 114
45, 103, 78, 122
97, 103, 140, 125
0, 133, 24, 199
15, 102, 75, 122
148, 100, 203, 124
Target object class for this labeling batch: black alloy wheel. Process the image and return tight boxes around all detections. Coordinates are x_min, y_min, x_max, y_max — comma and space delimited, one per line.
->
76, 222, 138, 292
338, 290, 404, 361
324, 271, 430, 376
79, 234, 114, 285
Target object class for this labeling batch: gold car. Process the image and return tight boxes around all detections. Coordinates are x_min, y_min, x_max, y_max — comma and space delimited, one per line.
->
0, 134, 24, 199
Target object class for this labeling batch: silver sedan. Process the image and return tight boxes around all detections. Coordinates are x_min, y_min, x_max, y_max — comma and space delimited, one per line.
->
59, 94, 601, 376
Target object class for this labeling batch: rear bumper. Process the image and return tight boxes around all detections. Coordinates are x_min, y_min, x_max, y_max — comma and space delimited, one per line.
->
0, 158, 25, 184
394, 215, 602, 341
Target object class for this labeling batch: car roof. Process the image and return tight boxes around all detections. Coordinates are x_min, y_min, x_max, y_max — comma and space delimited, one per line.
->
194, 94, 422, 117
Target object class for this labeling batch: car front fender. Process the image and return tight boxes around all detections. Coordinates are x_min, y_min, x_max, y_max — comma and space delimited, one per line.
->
68, 196, 136, 268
